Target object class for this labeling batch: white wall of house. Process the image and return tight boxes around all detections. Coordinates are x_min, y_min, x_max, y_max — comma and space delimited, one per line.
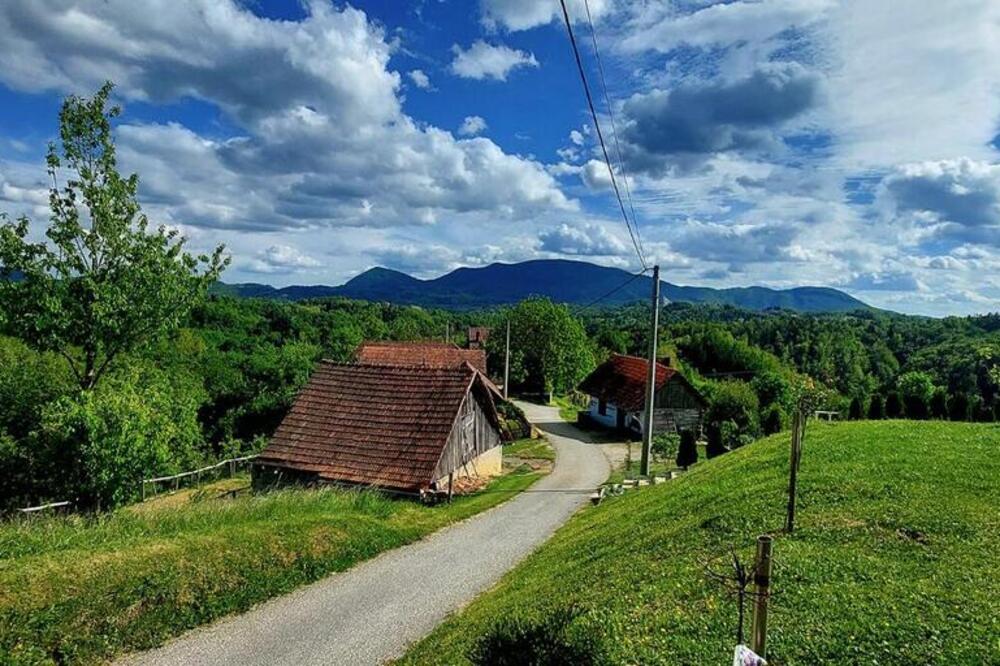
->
588, 397, 620, 428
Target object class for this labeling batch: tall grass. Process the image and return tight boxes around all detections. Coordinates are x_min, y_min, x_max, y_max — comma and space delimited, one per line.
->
0, 470, 541, 665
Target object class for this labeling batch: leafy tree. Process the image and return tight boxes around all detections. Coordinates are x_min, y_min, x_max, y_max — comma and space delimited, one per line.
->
929, 388, 949, 419
488, 298, 595, 394
751, 371, 792, 411
705, 422, 726, 458
885, 392, 903, 418
0, 82, 227, 391
705, 380, 760, 438
867, 394, 885, 420
848, 396, 864, 420
949, 392, 970, 421
761, 403, 786, 435
676, 430, 698, 469
898, 371, 934, 419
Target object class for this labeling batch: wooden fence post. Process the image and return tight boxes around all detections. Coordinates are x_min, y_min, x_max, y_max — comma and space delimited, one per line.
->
751, 535, 773, 658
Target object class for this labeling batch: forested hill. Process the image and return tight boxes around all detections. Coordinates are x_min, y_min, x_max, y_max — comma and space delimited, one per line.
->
214, 259, 872, 313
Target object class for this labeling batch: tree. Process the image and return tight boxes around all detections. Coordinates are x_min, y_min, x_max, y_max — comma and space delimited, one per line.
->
706, 380, 760, 438
761, 403, 785, 435
488, 298, 595, 395
751, 371, 792, 411
885, 392, 903, 418
867, 394, 885, 420
676, 430, 698, 469
929, 388, 949, 420
705, 422, 726, 458
0, 82, 227, 391
898, 371, 934, 419
949, 392, 970, 421
848, 396, 864, 420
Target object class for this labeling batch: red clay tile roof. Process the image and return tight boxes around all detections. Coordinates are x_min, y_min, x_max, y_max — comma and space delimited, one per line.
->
258, 362, 499, 491
356, 341, 488, 375
578, 354, 677, 412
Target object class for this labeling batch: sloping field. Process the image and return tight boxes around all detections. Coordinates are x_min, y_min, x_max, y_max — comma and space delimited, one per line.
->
399, 421, 1000, 665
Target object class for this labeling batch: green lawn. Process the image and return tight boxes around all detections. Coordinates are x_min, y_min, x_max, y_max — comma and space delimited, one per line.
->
503, 438, 556, 462
549, 394, 583, 423
398, 421, 1000, 665
0, 466, 544, 665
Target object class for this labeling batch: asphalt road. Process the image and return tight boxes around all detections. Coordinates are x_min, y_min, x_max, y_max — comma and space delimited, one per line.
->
120, 401, 609, 666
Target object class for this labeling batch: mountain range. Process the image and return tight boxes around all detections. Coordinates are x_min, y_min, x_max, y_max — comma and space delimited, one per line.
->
213, 259, 871, 313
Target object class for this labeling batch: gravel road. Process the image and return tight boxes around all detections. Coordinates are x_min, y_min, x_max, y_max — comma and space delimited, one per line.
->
120, 401, 609, 666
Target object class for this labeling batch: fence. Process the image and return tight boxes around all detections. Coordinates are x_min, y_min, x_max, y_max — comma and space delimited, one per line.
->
140, 455, 259, 501
17, 500, 74, 515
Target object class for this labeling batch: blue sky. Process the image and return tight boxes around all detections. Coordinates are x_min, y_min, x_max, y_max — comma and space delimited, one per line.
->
1, 0, 999, 315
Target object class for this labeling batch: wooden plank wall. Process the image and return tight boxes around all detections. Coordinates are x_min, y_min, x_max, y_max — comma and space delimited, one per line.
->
434, 387, 502, 481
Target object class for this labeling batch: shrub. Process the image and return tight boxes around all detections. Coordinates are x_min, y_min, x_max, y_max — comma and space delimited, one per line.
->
867, 395, 885, 420
761, 403, 786, 435
949, 392, 970, 421
885, 392, 903, 418
652, 433, 680, 460
705, 422, 726, 459
898, 371, 934, 420
469, 609, 609, 666
929, 388, 949, 419
706, 380, 760, 439
848, 396, 864, 420
676, 430, 698, 469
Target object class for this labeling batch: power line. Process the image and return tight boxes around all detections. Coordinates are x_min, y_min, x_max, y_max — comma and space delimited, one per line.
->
582, 0, 646, 261
574, 268, 649, 312
558, 0, 647, 271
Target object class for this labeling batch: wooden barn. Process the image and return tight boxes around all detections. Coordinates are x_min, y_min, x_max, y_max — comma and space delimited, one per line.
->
578, 354, 706, 436
256, 361, 504, 495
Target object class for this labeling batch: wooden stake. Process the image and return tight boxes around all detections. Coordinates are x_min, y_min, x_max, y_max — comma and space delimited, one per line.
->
503, 318, 511, 400
751, 535, 773, 658
785, 409, 803, 533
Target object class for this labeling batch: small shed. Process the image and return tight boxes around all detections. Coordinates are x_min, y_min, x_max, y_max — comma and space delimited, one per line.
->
578, 354, 706, 435
256, 361, 504, 494
467, 326, 491, 349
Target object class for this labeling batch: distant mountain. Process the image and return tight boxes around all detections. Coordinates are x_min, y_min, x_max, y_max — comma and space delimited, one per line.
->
215, 259, 871, 313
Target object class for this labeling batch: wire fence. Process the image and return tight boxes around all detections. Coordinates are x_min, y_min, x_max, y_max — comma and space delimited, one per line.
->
140, 455, 259, 501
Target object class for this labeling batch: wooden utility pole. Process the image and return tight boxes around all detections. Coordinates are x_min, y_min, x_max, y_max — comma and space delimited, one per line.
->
751, 535, 773, 658
785, 409, 804, 532
445, 322, 450, 344
503, 319, 511, 400
640, 265, 660, 477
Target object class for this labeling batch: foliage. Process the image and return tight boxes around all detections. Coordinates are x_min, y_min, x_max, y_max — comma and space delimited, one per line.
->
469, 608, 610, 666
885, 392, 903, 418
651, 433, 680, 460
848, 396, 864, 420
761, 403, 786, 435
949, 392, 970, 421
704, 422, 725, 459
487, 298, 595, 394
0, 83, 226, 391
929, 388, 949, 419
867, 394, 885, 420
676, 430, 697, 470
897, 371, 935, 420
705, 381, 760, 439
399, 421, 1000, 665
0, 470, 543, 664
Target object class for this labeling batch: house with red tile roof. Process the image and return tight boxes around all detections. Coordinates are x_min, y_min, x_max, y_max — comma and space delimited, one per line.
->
256, 361, 504, 494
578, 354, 706, 436
356, 340, 488, 375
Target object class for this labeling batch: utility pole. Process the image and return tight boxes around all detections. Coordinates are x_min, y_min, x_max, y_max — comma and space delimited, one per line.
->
503, 318, 511, 400
640, 265, 660, 477
445, 322, 450, 344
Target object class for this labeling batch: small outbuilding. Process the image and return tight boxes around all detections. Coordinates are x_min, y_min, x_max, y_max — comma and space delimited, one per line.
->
578, 354, 706, 436
356, 340, 488, 375
256, 361, 504, 494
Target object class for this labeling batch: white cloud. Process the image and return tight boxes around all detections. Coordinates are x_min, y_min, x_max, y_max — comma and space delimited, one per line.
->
450, 40, 538, 81
408, 69, 431, 89
581, 159, 612, 191
538, 223, 628, 256
246, 244, 322, 274
480, 0, 614, 32
458, 115, 488, 137
569, 130, 584, 146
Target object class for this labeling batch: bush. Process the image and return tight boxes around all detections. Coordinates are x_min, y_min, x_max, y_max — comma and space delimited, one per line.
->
676, 430, 698, 469
885, 392, 903, 418
761, 403, 786, 435
848, 396, 864, 420
705, 422, 726, 458
949, 392, 970, 421
652, 433, 680, 460
867, 395, 885, 420
929, 388, 949, 419
36, 362, 206, 509
706, 380, 760, 439
898, 371, 934, 420
469, 609, 609, 666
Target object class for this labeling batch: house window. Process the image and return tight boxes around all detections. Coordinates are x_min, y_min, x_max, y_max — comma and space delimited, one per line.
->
598, 399, 607, 416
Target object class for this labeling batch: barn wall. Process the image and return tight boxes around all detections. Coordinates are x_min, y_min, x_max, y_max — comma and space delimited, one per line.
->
433, 387, 503, 482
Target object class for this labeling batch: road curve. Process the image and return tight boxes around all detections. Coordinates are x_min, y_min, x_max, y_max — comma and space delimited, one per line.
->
120, 401, 609, 666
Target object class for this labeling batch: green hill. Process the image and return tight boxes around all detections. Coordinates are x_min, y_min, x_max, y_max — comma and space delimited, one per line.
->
399, 421, 999, 665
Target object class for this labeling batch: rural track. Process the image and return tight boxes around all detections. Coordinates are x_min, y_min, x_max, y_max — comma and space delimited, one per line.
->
119, 401, 610, 666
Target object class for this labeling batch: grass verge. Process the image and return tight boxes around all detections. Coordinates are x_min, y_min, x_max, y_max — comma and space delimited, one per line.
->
397, 421, 1000, 665
0, 456, 545, 665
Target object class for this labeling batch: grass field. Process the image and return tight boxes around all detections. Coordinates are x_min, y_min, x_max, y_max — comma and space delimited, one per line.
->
0, 441, 550, 665
398, 421, 1000, 665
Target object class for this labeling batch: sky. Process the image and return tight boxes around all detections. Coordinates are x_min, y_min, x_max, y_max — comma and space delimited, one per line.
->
0, 0, 999, 316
